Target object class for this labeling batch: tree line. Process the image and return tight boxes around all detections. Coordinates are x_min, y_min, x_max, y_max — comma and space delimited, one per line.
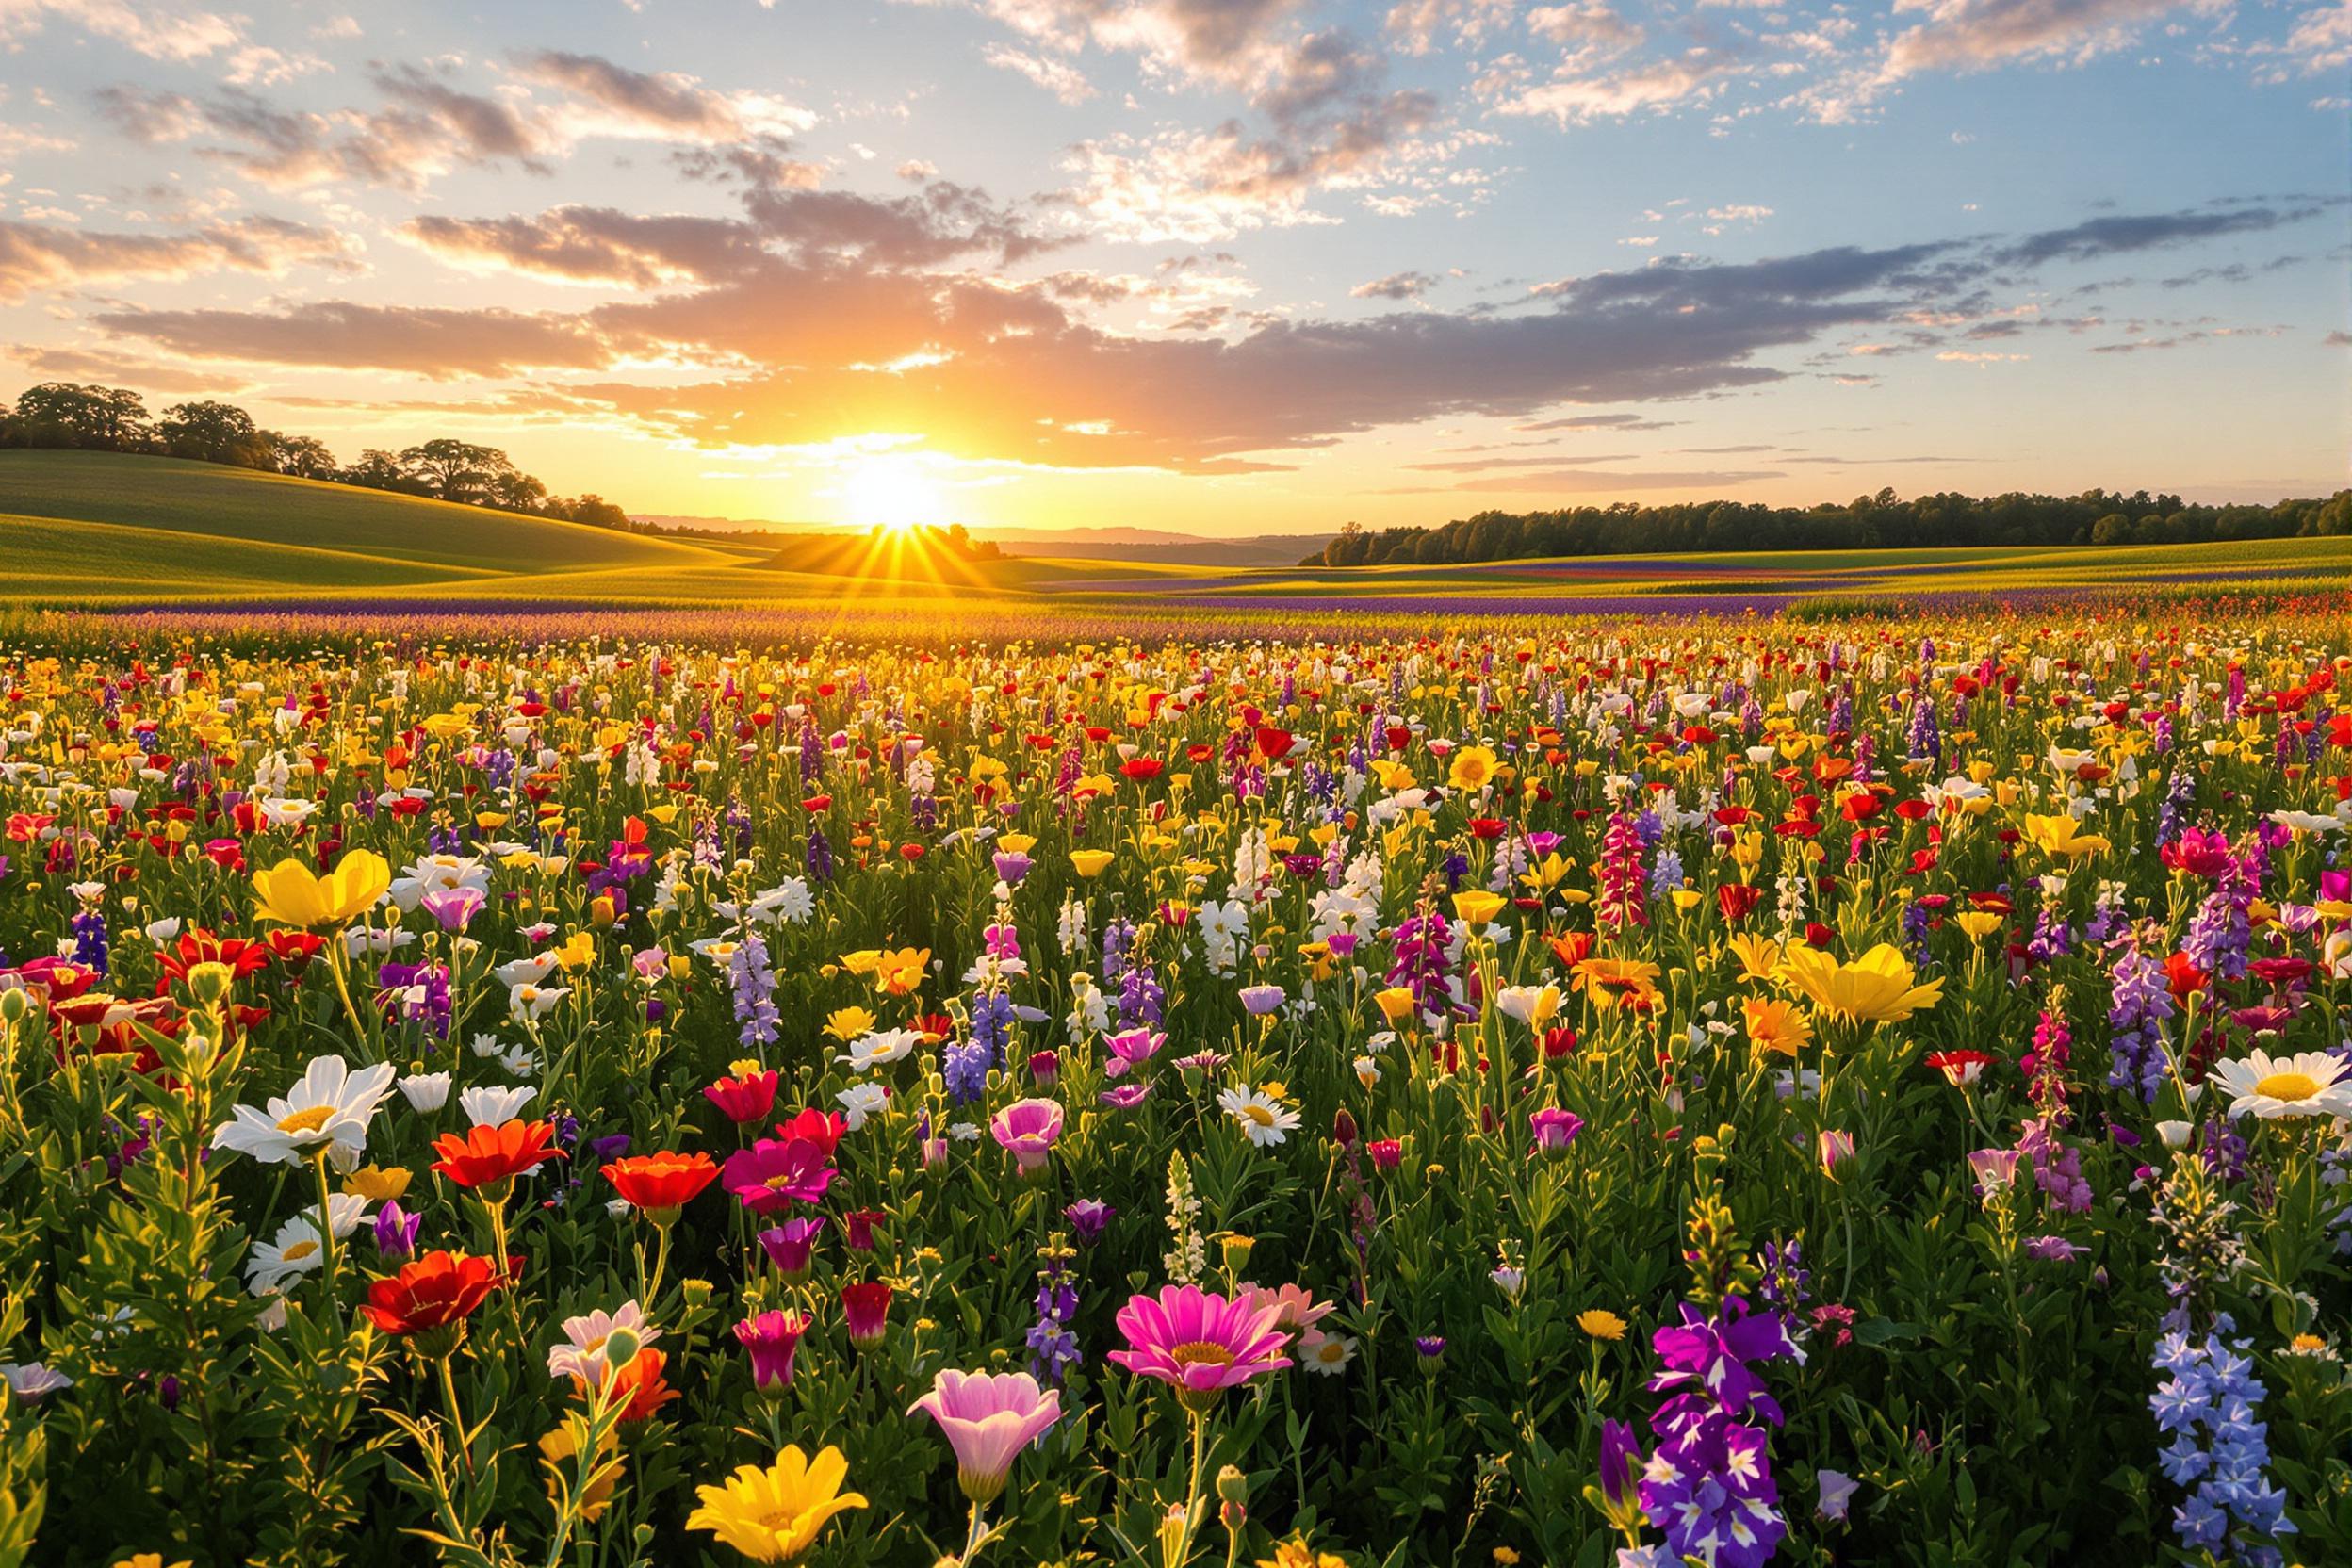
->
0, 382, 633, 531
1310, 485, 2352, 566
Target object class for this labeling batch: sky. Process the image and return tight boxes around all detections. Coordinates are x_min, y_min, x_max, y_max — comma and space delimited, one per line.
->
0, 0, 2346, 538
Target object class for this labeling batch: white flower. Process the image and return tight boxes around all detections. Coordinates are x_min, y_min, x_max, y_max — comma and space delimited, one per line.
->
245, 1193, 372, 1295
1216, 1086, 1300, 1148
211, 1056, 398, 1172
495, 953, 560, 988
460, 1084, 537, 1126
469, 1033, 504, 1058
507, 981, 570, 1021
547, 1301, 661, 1383
1494, 983, 1562, 1029
836, 1082, 890, 1130
1299, 1328, 1358, 1376
836, 1028, 921, 1071
2155, 1120, 2194, 1149
399, 1070, 452, 1112
0, 1363, 72, 1401
2209, 1050, 2352, 1119
500, 1046, 539, 1078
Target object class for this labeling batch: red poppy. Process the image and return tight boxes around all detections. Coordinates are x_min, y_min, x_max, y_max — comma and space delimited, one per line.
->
703, 1069, 780, 1125
1119, 757, 1165, 782
432, 1119, 566, 1189
2164, 952, 2211, 1001
602, 1151, 720, 1217
361, 1250, 500, 1341
155, 927, 272, 983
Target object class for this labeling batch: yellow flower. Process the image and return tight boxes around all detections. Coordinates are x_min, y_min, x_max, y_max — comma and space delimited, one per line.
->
1742, 995, 1813, 1058
1777, 942, 1944, 1026
552, 930, 596, 972
1726, 933, 1783, 985
540, 1422, 621, 1522
825, 1005, 878, 1041
2023, 813, 2111, 861
253, 849, 390, 929
1069, 849, 1116, 878
1446, 745, 1500, 792
1451, 890, 1506, 929
1953, 909, 2004, 940
687, 1445, 867, 1563
1257, 1539, 1348, 1568
1577, 1309, 1627, 1341
111, 1557, 192, 1568
343, 1164, 411, 1202
1571, 956, 1662, 1013
872, 947, 930, 996
1373, 985, 1418, 1023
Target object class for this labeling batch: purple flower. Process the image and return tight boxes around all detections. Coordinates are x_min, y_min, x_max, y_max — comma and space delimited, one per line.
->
372, 1200, 420, 1261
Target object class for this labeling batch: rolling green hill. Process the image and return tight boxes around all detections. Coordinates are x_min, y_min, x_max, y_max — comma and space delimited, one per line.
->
0, 450, 737, 580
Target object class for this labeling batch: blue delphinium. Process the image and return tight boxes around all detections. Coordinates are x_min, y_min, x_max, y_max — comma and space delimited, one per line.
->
2150, 1314, 2295, 1567
727, 930, 780, 1049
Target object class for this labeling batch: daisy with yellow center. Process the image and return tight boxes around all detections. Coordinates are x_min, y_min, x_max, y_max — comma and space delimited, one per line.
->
2208, 1049, 2352, 1119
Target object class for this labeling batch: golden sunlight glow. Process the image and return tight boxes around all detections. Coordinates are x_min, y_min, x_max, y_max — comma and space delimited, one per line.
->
840, 457, 943, 533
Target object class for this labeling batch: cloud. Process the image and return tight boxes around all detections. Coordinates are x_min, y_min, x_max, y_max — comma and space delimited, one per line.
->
0, 214, 357, 302
1384, 0, 1516, 56
1513, 412, 1682, 431
92, 301, 625, 377
400, 207, 769, 287
1405, 450, 1639, 470
1882, 0, 2197, 79
1494, 42, 1755, 124
1995, 203, 2325, 265
0, 0, 241, 63
512, 50, 814, 142
1399, 466, 1788, 493
1351, 269, 1438, 300
983, 43, 1100, 103
8, 344, 250, 393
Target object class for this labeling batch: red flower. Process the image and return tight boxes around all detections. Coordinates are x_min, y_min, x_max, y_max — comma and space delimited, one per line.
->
602, 1152, 720, 1217
361, 1250, 500, 1341
155, 927, 272, 983
600, 1348, 679, 1423
432, 1119, 565, 1189
2164, 952, 2211, 1002
1119, 757, 1165, 783
1716, 883, 1763, 923
703, 1069, 779, 1125
774, 1107, 848, 1159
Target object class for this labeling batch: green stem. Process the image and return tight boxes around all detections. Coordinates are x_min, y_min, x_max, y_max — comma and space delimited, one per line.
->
436, 1352, 474, 1478
313, 1150, 341, 1309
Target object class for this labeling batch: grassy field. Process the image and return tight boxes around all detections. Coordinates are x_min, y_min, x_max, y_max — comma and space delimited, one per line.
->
3, 450, 2344, 617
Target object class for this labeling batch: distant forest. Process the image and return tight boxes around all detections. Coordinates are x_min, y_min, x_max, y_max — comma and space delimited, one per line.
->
1309, 486, 2352, 567
0, 381, 639, 531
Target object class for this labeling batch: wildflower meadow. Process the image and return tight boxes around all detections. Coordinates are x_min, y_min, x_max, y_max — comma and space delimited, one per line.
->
0, 607, 2348, 1568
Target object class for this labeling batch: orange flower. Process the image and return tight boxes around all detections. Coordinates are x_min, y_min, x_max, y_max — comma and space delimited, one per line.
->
432, 1119, 566, 1190
600, 1347, 679, 1423
603, 1151, 720, 1219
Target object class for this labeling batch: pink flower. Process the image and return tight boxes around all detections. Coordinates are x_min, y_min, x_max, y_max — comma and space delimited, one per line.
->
757, 1217, 825, 1279
1106, 1283, 1292, 1413
732, 1309, 810, 1399
721, 1135, 835, 1213
907, 1368, 1063, 1503
989, 1098, 1065, 1176
1234, 1282, 1334, 1334
1529, 1106, 1583, 1153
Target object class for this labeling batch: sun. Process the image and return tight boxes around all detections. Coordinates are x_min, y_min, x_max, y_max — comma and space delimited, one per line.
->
841, 457, 943, 535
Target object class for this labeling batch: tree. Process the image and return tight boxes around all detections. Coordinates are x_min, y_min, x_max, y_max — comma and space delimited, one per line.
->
562, 494, 629, 530
340, 449, 409, 491
487, 469, 547, 513
158, 400, 273, 467
267, 433, 337, 479
7, 383, 152, 449
2090, 514, 2132, 545
398, 439, 514, 504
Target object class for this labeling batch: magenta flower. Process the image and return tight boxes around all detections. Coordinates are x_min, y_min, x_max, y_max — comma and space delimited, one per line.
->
757, 1216, 826, 1279
1106, 1283, 1292, 1413
907, 1368, 1063, 1503
732, 1309, 809, 1399
1102, 1027, 1165, 1079
417, 886, 484, 933
989, 1098, 1065, 1176
1529, 1106, 1583, 1153
721, 1135, 835, 1213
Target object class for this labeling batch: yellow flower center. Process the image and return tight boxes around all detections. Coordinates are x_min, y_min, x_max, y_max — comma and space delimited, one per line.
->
281, 1240, 319, 1264
1240, 1104, 1277, 1127
275, 1105, 335, 1135
1169, 1342, 1236, 1370
2253, 1071, 2320, 1102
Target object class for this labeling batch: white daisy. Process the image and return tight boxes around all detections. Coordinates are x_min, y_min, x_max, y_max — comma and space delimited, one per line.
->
2209, 1050, 2352, 1119
1217, 1086, 1301, 1148
211, 1056, 399, 1172
1299, 1328, 1358, 1376
244, 1193, 373, 1295
836, 1082, 890, 1131
460, 1084, 537, 1127
835, 1028, 922, 1071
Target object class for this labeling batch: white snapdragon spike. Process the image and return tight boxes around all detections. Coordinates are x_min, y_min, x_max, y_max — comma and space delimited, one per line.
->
212, 1056, 399, 1172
